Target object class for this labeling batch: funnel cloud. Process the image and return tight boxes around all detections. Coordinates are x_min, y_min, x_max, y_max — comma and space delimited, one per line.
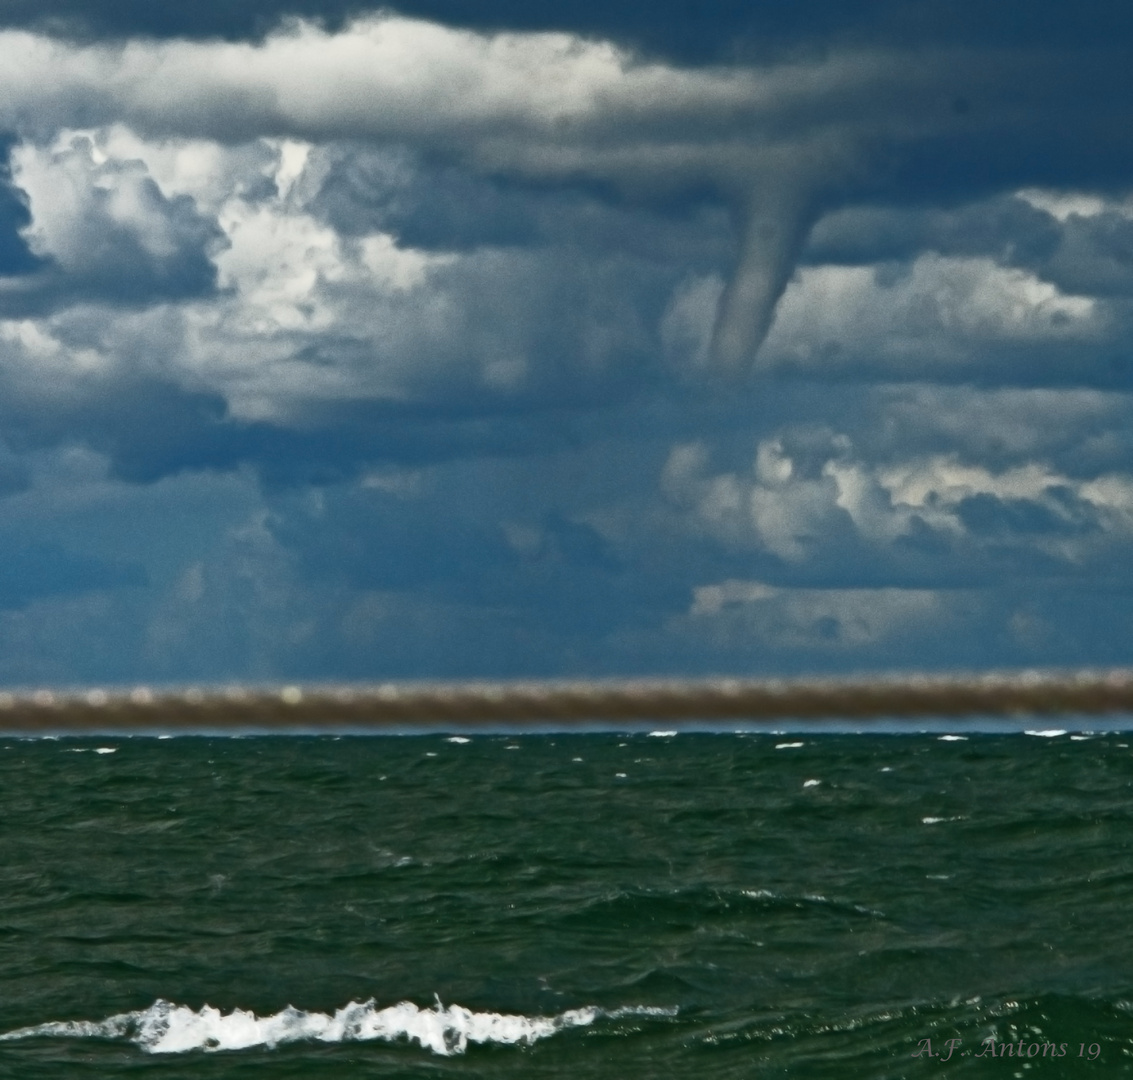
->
710, 173, 824, 375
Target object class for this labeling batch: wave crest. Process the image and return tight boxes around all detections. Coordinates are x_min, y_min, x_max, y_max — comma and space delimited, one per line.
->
0, 998, 673, 1056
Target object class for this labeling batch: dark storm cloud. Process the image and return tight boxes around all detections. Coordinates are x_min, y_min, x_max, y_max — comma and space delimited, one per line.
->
0, 360, 629, 487
309, 144, 731, 263
834, 387, 1133, 477
1036, 213, 1133, 299
804, 196, 1061, 269
0, 376, 242, 482
265, 472, 684, 656
4, 0, 1133, 61
271, 483, 517, 596
0, 14, 1129, 375
954, 488, 1101, 539
806, 195, 1133, 301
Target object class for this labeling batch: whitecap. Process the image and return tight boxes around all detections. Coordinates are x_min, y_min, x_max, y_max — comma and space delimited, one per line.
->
93, 747, 117, 755
775, 742, 804, 750
802, 779, 821, 788
0, 999, 674, 1057
1024, 730, 1067, 738
937, 735, 967, 741
445, 737, 471, 744
647, 731, 677, 738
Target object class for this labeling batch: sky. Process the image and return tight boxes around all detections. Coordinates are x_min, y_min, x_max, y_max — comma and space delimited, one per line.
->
1, 0, 1132, 687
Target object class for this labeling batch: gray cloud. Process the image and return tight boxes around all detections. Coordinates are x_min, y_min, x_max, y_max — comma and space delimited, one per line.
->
0, 17, 1130, 372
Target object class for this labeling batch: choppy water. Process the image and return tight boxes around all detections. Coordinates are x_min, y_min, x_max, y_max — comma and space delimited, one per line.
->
1, 730, 1133, 1077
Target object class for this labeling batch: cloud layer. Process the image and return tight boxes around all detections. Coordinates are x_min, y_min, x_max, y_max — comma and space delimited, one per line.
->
0, 9, 1131, 684
2, 15, 1132, 372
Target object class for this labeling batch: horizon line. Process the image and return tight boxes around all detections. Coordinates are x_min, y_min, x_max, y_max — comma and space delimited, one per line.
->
1, 668, 1132, 732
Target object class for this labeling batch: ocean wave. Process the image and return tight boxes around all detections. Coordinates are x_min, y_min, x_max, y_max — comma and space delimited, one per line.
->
0, 998, 675, 1056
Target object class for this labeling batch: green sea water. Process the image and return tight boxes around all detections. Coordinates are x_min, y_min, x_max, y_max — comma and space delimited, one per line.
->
1, 730, 1132, 1077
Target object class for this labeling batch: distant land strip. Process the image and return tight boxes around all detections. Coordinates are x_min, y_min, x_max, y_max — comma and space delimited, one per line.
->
1, 670, 1133, 731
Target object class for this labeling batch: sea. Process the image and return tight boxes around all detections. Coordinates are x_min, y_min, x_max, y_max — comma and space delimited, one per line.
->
1, 727, 1132, 1077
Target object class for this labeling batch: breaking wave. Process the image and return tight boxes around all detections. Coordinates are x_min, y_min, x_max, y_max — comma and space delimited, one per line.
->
0, 998, 675, 1056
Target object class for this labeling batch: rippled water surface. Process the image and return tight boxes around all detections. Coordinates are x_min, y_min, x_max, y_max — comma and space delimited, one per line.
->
1, 731, 1132, 1077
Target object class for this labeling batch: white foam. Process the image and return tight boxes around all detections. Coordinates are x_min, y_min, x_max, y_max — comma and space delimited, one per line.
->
94, 747, 117, 754
937, 735, 967, 741
0, 999, 672, 1057
802, 779, 821, 787
445, 737, 471, 744
648, 731, 677, 738
1024, 729, 1067, 738
775, 742, 804, 750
